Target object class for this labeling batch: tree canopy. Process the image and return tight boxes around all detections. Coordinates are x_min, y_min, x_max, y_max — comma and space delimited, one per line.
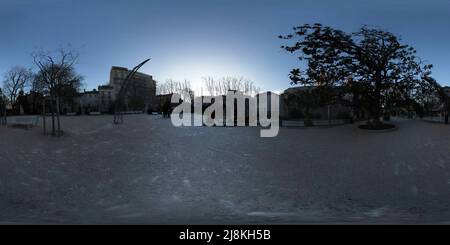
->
2, 66, 33, 111
32, 48, 83, 136
32, 49, 83, 97
279, 23, 439, 125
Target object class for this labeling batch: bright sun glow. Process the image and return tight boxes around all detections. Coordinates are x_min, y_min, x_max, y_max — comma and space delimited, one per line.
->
156, 54, 256, 95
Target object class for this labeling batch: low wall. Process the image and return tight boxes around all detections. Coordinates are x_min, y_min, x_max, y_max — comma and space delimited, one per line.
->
281, 119, 351, 127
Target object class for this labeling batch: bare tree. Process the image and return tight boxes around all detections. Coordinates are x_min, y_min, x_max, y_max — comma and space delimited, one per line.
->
2, 66, 33, 112
157, 79, 194, 101
203, 76, 216, 96
155, 79, 194, 116
32, 48, 82, 136
157, 79, 183, 95
179, 79, 195, 102
202, 76, 260, 96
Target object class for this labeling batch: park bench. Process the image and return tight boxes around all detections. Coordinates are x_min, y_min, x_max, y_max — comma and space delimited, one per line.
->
89, 112, 101, 115
6, 116, 39, 129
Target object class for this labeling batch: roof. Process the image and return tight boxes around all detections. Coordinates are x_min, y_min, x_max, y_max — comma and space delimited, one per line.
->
111, 66, 153, 79
111, 66, 129, 71
283, 86, 316, 94
98, 85, 114, 90
79, 90, 99, 95
443, 86, 450, 95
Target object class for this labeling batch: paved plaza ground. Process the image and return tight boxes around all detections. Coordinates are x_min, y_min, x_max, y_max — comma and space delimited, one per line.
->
1, 115, 450, 224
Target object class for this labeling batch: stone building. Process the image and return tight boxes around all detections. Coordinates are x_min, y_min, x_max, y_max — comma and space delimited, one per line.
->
437, 86, 450, 119
109, 66, 156, 112
72, 66, 157, 114
76, 89, 100, 114
443, 86, 450, 98
98, 85, 115, 113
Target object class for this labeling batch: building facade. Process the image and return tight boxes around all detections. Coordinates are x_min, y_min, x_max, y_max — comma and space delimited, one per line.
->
109, 66, 156, 112
76, 89, 100, 114
70, 66, 157, 114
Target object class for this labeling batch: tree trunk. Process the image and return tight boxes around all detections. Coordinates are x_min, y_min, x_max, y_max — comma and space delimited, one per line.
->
371, 108, 382, 126
304, 106, 313, 126
56, 95, 61, 136
371, 73, 383, 126
51, 96, 55, 136
327, 105, 331, 125
42, 98, 46, 135
10, 95, 15, 115
445, 102, 449, 124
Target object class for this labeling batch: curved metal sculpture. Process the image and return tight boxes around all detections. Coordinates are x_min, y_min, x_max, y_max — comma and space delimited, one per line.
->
113, 58, 151, 124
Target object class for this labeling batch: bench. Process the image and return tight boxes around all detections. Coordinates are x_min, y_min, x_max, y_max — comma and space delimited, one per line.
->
7, 116, 39, 129
89, 112, 101, 115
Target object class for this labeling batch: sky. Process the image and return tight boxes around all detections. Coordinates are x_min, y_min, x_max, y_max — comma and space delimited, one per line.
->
1, 0, 450, 94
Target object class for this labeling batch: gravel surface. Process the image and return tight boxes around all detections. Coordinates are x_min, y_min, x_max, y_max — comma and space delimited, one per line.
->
1, 115, 450, 224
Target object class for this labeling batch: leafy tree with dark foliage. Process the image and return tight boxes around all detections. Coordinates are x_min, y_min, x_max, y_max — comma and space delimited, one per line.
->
284, 86, 339, 123
279, 23, 438, 128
